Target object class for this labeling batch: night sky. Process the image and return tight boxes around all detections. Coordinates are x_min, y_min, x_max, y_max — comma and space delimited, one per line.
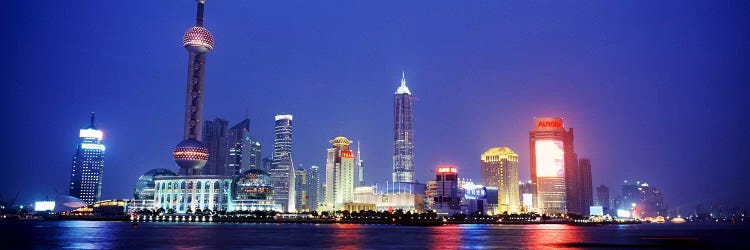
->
2, 1, 749, 211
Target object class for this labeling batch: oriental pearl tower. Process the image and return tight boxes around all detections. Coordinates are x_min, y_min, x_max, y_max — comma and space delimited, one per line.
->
173, 0, 214, 176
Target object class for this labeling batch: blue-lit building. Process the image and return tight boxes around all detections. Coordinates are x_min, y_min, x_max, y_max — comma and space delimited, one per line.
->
69, 113, 106, 204
393, 72, 416, 182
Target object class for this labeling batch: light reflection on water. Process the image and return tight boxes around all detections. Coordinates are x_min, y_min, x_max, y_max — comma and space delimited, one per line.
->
1, 221, 748, 249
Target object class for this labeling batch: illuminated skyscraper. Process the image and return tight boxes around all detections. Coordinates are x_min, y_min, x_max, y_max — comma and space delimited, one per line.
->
529, 117, 576, 215
247, 138, 262, 170
173, 0, 214, 176
578, 158, 593, 216
307, 165, 321, 210
481, 147, 520, 214
203, 118, 228, 175
271, 114, 295, 212
393, 72, 415, 183
323, 136, 356, 210
69, 113, 105, 204
227, 119, 251, 175
356, 141, 364, 187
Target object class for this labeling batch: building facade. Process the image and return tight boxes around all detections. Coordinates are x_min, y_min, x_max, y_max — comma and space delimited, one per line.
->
595, 184, 610, 214
529, 117, 576, 215
227, 119, 249, 176
203, 118, 228, 175
271, 114, 295, 212
322, 136, 356, 211
434, 166, 460, 214
295, 168, 308, 211
578, 158, 593, 216
69, 113, 106, 204
393, 72, 415, 182
480, 147, 520, 214
247, 139, 262, 170
307, 165, 321, 210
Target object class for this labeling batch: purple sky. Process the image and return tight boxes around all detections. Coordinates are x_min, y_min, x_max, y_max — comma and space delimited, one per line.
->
2, 0, 749, 211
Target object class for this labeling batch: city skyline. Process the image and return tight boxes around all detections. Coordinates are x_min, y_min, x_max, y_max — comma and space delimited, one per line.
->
2, 0, 749, 212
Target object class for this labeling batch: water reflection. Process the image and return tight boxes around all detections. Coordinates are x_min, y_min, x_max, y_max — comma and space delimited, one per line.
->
523, 224, 582, 249
331, 224, 364, 250
429, 225, 463, 250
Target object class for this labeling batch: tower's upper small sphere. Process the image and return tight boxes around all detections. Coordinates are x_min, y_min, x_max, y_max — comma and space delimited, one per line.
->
173, 139, 209, 170
183, 26, 214, 53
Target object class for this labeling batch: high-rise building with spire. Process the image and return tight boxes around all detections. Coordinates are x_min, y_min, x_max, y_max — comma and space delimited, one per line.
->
69, 113, 105, 204
393, 72, 415, 183
356, 141, 364, 187
173, 0, 214, 176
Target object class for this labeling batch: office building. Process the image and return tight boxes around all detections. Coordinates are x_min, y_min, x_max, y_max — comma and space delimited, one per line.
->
261, 156, 273, 172
307, 165, 321, 210
69, 113, 106, 204
434, 166, 460, 215
356, 141, 364, 187
227, 119, 251, 175
295, 168, 308, 211
529, 117, 576, 215
480, 147, 520, 214
271, 114, 295, 212
393, 72, 415, 182
578, 158, 593, 216
203, 118, 228, 175
595, 184, 610, 214
247, 138, 262, 170
321, 136, 356, 211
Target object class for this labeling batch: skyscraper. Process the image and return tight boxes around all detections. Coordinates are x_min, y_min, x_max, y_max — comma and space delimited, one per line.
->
480, 147, 520, 214
261, 156, 273, 172
578, 158, 593, 216
69, 113, 105, 204
173, 0, 214, 176
529, 117, 576, 215
323, 136, 356, 210
203, 118, 228, 175
595, 184, 610, 214
227, 119, 250, 175
295, 168, 308, 211
356, 141, 364, 187
393, 72, 415, 183
271, 114, 295, 212
307, 165, 321, 210
247, 138, 262, 170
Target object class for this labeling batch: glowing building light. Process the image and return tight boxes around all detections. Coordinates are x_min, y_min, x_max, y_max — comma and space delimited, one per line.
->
79, 129, 103, 140
535, 139, 564, 177
34, 201, 55, 211
81, 143, 106, 151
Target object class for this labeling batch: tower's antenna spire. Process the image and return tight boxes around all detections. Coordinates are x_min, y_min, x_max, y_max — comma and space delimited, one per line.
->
196, 0, 206, 27
89, 112, 96, 129
401, 71, 406, 87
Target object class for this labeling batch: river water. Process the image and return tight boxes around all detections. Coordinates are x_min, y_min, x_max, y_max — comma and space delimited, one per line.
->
1, 221, 748, 249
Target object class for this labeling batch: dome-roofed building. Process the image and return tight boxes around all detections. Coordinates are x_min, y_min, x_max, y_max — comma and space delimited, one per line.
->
134, 168, 178, 200
131, 168, 178, 211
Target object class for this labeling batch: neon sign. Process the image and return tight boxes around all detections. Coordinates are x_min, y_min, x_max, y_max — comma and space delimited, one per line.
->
437, 167, 457, 173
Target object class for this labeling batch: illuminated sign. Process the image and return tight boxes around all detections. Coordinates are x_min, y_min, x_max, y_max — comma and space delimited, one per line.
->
534, 118, 563, 130
462, 184, 486, 199
436, 167, 457, 173
616, 209, 632, 218
79, 129, 103, 140
535, 139, 564, 177
590, 206, 604, 216
34, 201, 55, 211
81, 143, 106, 151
